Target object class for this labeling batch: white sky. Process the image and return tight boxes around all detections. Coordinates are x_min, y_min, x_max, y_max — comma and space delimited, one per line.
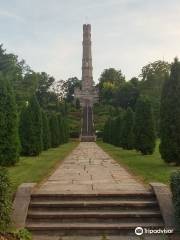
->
1, 0, 180, 82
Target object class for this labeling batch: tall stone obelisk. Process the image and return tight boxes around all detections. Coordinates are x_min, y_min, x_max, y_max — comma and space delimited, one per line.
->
74, 24, 98, 141
75, 24, 98, 106
82, 24, 93, 93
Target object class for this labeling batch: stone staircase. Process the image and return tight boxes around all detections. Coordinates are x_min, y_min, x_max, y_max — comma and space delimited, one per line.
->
81, 105, 96, 142
26, 192, 164, 237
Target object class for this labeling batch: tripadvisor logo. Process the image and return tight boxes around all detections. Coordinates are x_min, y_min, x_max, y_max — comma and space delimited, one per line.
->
135, 227, 174, 235
135, 227, 143, 236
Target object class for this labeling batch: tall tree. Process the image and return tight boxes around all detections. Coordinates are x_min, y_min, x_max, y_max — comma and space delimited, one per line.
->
19, 95, 42, 156
98, 68, 125, 104
134, 96, 156, 155
121, 107, 134, 150
160, 58, 180, 165
49, 114, 59, 148
140, 60, 170, 134
115, 82, 140, 109
0, 75, 19, 166
42, 111, 51, 150
62, 77, 81, 103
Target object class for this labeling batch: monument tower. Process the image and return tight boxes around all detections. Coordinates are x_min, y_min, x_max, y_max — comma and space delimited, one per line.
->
75, 24, 98, 141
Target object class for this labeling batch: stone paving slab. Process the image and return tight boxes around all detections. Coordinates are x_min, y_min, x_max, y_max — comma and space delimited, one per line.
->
35, 142, 148, 194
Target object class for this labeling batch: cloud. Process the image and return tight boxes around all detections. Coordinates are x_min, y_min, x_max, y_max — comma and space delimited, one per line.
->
1, 0, 180, 82
0, 9, 24, 21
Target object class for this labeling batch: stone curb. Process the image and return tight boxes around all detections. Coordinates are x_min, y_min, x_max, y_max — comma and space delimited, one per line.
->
150, 182, 175, 228
11, 183, 36, 229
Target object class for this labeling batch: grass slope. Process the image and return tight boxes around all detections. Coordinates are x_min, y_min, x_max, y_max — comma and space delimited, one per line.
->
98, 141, 180, 185
8, 141, 78, 192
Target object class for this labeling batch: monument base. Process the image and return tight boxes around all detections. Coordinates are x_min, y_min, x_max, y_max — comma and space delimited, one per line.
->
80, 135, 96, 142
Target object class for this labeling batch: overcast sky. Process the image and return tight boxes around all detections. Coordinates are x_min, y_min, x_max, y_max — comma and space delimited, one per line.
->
1, 0, 180, 82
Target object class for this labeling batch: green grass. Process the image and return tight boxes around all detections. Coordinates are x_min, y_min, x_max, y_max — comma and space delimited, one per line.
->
98, 140, 180, 185
8, 140, 79, 192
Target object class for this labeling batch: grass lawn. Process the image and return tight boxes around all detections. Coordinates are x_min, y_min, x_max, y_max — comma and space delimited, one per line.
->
8, 140, 79, 192
98, 140, 180, 185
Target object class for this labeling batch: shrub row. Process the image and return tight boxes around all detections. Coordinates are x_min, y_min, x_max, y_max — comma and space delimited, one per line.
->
103, 96, 156, 155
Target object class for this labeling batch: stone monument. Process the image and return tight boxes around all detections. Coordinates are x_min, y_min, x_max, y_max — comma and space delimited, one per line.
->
74, 24, 98, 141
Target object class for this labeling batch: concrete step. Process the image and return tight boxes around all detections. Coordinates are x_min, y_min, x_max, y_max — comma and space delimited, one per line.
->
29, 200, 158, 211
27, 210, 161, 218
31, 192, 156, 201
27, 210, 163, 223
26, 222, 164, 236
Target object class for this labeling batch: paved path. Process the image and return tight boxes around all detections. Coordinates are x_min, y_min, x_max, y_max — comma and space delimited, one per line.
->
35, 142, 147, 194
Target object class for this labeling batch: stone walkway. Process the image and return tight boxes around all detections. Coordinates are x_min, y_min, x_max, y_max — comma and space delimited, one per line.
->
36, 142, 147, 194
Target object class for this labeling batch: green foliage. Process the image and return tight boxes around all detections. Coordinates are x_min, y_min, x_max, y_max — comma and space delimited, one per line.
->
170, 171, 180, 229
140, 60, 170, 99
113, 115, 123, 147
103, 114, 123, 147
0, 167, 12, 232
15, 228, 32, 240
134, 96, 156, 155
57, 114, 63, 145
115, 82, 140, 109
49, 113, 59, 148
0, 75, 19, 166
19, 95, 42, 156
0, 45, 38, 111
140, 60, 170, 134
42, 111, 51, 150
160, 58, 180, 165
62, 117, 70, 143
98, 68, 125, 104
62, 77, 81, 103
121, 107, 134, 150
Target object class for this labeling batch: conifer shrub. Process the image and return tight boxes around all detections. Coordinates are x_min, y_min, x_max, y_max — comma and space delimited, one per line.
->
62, 117, 70, 143
170, 170, 180, 229
0, 167, 12, 232
134, 96, 156, 155
121, 107, 134, 150
19, 95, 42, 156
49, 113, 59, 148
42, 111, 51, 150
160, 58, 180, 165
103, 118, 112, 144
0, 75, 19, 166
57, 114, 64, 144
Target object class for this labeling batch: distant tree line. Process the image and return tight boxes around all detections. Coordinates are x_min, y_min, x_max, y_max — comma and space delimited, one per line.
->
103, 97, 156, 155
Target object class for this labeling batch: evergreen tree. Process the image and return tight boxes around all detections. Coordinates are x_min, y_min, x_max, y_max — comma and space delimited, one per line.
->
63, 117, 69, 143
111, 118, 117, 146
114, 114, 123, 147
121, 107, 134, 150
49, 113, 59, 148
160, 58, 180, 164
106, 118, 112, 143
57, 114, 63, 145
19, 95, 42, 156
134, 96, 156, 155
103, 119, 109, 143
42, 111, 51, 150
0, 75, 19, 166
